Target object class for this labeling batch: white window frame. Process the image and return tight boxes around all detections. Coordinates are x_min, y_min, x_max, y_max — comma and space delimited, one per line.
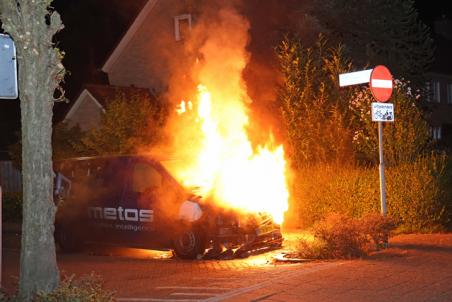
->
447, 83, 452, 104
431, 126, 442, 140
174, 14, 192, 41
432, 80, 441, 103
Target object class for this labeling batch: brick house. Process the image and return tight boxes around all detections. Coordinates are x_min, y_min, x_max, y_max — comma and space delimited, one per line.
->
101, 0, 193, 93
63, 0, 315, 130
65, 0, 452, 147
63, 0, 195, 129
425, 16, 452, 147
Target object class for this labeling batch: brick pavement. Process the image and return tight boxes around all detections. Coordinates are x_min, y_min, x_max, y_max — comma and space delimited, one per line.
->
207, 234, 452, 302
2, 231, 452, 301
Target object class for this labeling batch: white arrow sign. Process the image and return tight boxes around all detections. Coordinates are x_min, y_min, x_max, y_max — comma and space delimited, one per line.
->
339, 69, 373, 87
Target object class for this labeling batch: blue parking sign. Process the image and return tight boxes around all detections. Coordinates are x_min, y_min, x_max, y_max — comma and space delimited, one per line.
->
0, 34, 18, 99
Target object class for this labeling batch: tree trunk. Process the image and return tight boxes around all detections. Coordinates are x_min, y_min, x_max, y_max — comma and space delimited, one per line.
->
0, 1, 65, 300
18, 56, 60, 299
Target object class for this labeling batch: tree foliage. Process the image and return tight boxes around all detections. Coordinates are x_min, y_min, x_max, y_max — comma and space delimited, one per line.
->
277, 35, 356, 168
52, 124, 85, 160
65, 91, 167, 157
277, 34, 432, 168
349, 80, 431, 165
277, 34, 447, 232
308, 0, 434, 87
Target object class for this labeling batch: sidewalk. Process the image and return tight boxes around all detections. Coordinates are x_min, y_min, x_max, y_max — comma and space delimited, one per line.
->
215, 233, 452, 302
2, 227, 452, 301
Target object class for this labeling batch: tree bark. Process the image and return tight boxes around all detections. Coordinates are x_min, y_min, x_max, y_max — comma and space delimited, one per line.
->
0, 1, 64, 300
18, 58, 60, 300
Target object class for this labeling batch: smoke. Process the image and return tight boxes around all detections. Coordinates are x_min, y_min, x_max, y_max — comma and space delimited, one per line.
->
167, 2, 251, 103
155, 2, 253, 162
148, 0, 321, 158
134, 2, 292, 223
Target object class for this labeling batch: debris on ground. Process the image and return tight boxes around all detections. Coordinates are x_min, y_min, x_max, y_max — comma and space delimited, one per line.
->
273, 252, 313, 263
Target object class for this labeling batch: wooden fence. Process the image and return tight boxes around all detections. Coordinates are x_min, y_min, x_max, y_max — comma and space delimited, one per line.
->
0, 161, 22, 193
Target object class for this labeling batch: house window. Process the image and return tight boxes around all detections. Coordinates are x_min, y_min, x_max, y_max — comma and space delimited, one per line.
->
174, 14, 192, 41
447, 83, 452, 104
431, 126, 442, 140
432, 80, 441, 103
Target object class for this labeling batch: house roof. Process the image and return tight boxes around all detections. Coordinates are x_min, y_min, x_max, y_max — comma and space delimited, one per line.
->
102, 0, 158, 73
64, 84, 156, 122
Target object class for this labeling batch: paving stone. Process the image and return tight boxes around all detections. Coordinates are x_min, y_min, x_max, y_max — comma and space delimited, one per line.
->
3, 233, 452, 301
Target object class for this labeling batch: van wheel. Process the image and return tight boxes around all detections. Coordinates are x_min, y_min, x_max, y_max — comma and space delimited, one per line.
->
173, 229, 205, 259
56, 225, 81, 253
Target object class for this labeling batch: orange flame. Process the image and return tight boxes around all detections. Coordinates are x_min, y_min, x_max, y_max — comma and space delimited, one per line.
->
166, 7, 289, 224
174, 85, 288, 224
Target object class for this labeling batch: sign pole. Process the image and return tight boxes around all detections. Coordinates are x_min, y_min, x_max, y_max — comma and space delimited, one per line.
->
378, 122, 387, 216
340, 65, 393, 219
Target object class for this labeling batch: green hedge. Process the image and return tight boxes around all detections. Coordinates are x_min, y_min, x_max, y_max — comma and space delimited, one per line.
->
386, 154, 449, 232
288, 153, 450, 232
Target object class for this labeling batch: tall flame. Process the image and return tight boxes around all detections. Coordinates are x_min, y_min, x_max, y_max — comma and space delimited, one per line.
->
174, 85, 288, 224
167, 7, 289, 224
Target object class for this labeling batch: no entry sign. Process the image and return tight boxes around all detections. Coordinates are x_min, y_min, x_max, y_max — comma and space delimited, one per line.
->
370, 65, 393, 102
339, 65, 394, 221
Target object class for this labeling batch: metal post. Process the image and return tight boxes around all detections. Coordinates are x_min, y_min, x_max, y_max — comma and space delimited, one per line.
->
378, 122, 387, 216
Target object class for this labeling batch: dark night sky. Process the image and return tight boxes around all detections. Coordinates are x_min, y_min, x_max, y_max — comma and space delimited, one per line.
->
0, 0, 451, 158
0, 0, 146, 158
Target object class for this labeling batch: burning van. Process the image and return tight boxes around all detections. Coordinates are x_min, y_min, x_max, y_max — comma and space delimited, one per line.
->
54, 155, 283, 259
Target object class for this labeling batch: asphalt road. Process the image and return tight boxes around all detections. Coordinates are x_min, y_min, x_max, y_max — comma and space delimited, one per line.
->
2, 230, 452, 301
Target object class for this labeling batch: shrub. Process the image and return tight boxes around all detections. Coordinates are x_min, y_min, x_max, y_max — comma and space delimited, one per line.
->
296, 213, 396, 259
444, 158, 452, 229
2, 192, 22, 222
312, 213, 368, 258
34, 273, 115, 302
360, 213, 396, 248
0, 273, 115, 302
296, 236, 329, 259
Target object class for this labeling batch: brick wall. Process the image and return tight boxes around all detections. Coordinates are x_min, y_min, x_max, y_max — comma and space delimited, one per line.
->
107, 0, 188, 93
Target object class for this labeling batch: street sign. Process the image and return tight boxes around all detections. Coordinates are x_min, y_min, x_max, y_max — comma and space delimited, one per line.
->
371, 102, 394, 122
339, 69, 373, 87
339, 65, 395, 225
0, 34, 18, 99
370, 65, 393, 102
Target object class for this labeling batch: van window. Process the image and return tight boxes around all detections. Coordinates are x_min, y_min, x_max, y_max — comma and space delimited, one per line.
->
132, 162, 162, 193
57, 158, 127, 200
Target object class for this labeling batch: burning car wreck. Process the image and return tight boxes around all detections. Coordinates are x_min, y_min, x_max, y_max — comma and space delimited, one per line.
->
51, 3, 291, 260
54, 155, 283, 260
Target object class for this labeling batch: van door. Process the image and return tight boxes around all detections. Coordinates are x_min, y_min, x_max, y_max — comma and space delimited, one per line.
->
83, 157, 129, 244
118, 159, 164, 248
